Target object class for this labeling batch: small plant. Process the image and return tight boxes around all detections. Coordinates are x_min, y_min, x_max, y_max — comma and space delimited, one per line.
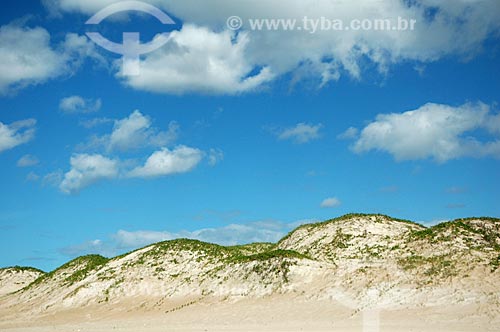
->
398, 254, 456, 281
410, 218, 500, 251
490, 254, 500, 272
1, 266, 45, 274
227, 249, 309, 263
64, 255, 109, 285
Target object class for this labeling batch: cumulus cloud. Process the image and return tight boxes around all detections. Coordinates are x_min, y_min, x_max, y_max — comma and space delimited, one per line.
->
128, 146, 203, 178
55, 110, 215, 193
320, 197, 342, 208
277, 123, 323, 144
350, 102, 500, 162
61, 32, 105, 70
17, 154, 39, 167
0, 24, 64, 94
0, 23, 102, 94
57, 146, 206, 194
43, 0, 500, 94
59, 154, 119, 194
108, 111, 179, 151
59, 95, 102, 113
0, 119, 36, 153
159, 0, 500, 78
77, 111, 179, 152
119, 25, 274, 94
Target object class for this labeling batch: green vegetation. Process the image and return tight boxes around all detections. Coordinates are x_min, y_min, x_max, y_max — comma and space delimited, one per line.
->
130, 239, 234, 267
25, 255, 109, 289
330, 229, 353, 249
1, 266, 45, 274
411, 228, 435, 240
132, 240, 308, 285
65, 255, 109, 284
227, 242, 275, 255
453, 217, 500, 224
20, 238, 307, 290
490, 254, 500, 272
398, 255, 457, 280
125, 239, 308, 268
13, 214, 498, 292
111, 238, 311, 288
411, 220, 475, 239
279, 213, 423, 244
227, 249, 309, 263
410, 218, 500, 251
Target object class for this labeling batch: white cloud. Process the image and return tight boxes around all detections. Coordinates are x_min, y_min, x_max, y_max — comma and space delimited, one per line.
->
17, 154, 39, 167
108, 111, 178, 151
120, 25, 274, 95
277, 123, 323, 144
112, 230, 173, 250
128, 146, 203, 178
208, 148, 224, 166
320, 197, 342, 208
351, 102, 500, 162
0, 119, 36, 153
43, 0, 500, 94
78, 111, 179, 152
486, 114, 500, 135
161, 0, 500, 77
109, 110, 153, 151
337, 127, 359, 140
59, 96, 102, 113
61, 33, 106, 70
0, 24, 64, 94
42, 171, 63, 187
25, 171, 40, 182
59, 239, 116, 257
59, 154, 119, 194
0, 23, 102, 94
60, 219, 317, 256
183, 222, 289, 246
55, 111, 211, 193
418, 219, 450, 227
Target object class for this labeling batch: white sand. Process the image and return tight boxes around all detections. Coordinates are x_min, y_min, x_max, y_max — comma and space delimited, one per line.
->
1, 295, 498, 332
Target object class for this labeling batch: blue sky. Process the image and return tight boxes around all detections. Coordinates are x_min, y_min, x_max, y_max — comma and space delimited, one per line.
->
1, 0, 499, 271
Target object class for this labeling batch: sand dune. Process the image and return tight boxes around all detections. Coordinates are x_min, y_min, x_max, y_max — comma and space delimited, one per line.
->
1, 214, 499, 331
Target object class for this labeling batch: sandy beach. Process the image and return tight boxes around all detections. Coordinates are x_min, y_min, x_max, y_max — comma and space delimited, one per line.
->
1, 295, 498, 332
